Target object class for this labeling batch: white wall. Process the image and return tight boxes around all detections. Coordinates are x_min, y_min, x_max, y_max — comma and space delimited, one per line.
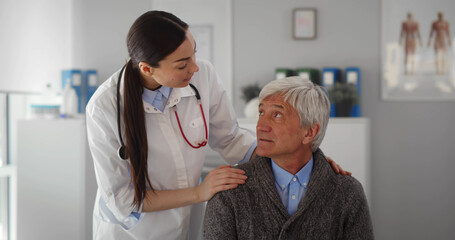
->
71, 0, 150, 83
152, 0, 233, 99
0, 0, 72, 93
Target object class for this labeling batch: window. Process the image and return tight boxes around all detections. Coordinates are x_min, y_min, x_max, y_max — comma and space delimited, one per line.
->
0, 92, 33, 240
0, 177, 9, 240
0, 94, 6, 167
0, 93, 8, 240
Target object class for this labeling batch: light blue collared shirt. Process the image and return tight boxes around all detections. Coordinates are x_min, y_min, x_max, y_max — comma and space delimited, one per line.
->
142, 86, 171, 112
271, 157, 313, 216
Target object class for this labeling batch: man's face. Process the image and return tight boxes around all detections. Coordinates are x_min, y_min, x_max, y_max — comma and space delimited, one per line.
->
256, 94, 307, 159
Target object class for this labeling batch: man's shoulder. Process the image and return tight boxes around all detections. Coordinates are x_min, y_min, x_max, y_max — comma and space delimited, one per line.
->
235, 156, 261, 172
336, 175, 365, 194
312, 149, 367, 201
215, 156, 267, 197
330, 174, 368, 207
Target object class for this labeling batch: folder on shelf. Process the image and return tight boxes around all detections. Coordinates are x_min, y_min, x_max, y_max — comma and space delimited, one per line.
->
322, 68, 341, 117
345, 67, 361, 117
345, 67, 362, 117
275, 68, 294, 80
84, 70, 99, 110
295, 68, 321, 85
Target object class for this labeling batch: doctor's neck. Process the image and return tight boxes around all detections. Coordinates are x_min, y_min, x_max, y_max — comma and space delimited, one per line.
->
149, 85, 162, 91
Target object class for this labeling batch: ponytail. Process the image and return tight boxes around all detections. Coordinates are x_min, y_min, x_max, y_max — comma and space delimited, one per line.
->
123, 59, 153, 208
123, 10, 189, 208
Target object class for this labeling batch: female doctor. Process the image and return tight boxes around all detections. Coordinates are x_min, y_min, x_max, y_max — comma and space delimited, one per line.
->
86, 11, 348, 240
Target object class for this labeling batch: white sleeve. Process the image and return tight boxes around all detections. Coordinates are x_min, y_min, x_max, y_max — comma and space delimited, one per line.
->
86, 101, 142, 229
202, 60, 256, 165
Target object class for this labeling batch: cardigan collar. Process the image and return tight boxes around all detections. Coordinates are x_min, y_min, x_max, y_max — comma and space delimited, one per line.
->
253, 149, 338, 220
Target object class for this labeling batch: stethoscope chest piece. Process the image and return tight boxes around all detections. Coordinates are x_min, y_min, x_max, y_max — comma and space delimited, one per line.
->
118, 145, 128, 160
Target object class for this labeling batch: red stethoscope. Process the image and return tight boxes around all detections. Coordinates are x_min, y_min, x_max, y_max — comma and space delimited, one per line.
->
116, 66, 208, 160
172, 83, 208, 149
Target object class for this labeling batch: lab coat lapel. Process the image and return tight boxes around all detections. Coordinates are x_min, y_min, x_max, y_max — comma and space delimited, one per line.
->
166, 85, 195, 109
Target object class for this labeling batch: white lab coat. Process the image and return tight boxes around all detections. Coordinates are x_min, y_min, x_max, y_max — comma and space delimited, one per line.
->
86, 59, 255, 240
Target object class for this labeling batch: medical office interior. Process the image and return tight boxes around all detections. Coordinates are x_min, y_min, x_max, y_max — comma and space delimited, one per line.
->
1, 0, 454, 239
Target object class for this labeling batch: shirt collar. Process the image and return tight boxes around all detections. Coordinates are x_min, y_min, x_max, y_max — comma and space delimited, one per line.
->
271, 156, 313, 190
158, 86, 171, 98
142, 84, 196, 113
142, 86, 171, 106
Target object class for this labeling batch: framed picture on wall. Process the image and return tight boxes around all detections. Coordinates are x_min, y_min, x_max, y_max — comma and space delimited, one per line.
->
293, 8, 317, 40
189, 25, 214, 64
381, 0, 455, 101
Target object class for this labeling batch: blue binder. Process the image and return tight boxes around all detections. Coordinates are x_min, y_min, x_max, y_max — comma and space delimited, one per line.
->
84, 70, 99, 110
62, 70, 83, 113
322, 68, 341, 117
345, 67, 361, 117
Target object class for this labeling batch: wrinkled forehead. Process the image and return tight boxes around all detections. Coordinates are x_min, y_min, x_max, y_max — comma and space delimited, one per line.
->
260, 94, 295, 111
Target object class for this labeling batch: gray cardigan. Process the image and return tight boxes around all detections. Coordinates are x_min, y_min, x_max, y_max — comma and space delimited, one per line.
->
203, 149, 374, 240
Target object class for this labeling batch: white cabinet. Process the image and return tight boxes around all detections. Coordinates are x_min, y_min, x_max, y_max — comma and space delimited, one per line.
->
17, 119, 96, 240
319, 118, 371, 202
204, 118, 371, 202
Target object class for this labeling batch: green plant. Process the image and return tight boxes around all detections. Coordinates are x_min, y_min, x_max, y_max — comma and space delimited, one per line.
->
241, 83, 262, 102
327, 82, 359, 104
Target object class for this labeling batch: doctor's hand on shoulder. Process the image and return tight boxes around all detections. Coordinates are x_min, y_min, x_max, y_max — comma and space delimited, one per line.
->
196, 165, 247, 201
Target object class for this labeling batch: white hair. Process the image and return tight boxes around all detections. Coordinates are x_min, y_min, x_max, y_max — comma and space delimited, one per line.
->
258, 76, 330, 151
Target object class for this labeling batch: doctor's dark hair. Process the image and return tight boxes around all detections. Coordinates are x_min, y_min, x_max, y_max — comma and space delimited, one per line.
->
123, 11, 188, 208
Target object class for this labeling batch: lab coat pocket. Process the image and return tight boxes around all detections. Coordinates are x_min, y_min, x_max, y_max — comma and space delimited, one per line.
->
189, 117, 204, 128
187, 117, 206, 142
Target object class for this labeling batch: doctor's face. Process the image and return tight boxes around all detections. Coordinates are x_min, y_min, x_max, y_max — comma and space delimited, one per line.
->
256, 95, 306, 160
146, 30, 199, 89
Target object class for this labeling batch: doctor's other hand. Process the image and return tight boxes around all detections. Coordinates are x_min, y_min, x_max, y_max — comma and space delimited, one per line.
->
327, 156, 352, 176
196, 165, 247, 202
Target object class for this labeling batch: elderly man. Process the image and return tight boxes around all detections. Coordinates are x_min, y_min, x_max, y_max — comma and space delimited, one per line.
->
203, 77, 373, 239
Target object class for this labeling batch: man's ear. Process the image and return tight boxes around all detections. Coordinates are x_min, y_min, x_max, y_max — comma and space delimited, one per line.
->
138, 62, 154, 76
302, 123, 320, 145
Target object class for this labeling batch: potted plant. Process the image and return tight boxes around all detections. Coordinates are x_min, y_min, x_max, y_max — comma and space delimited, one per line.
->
241, 83, 262, 118
327, 82, 359, 117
